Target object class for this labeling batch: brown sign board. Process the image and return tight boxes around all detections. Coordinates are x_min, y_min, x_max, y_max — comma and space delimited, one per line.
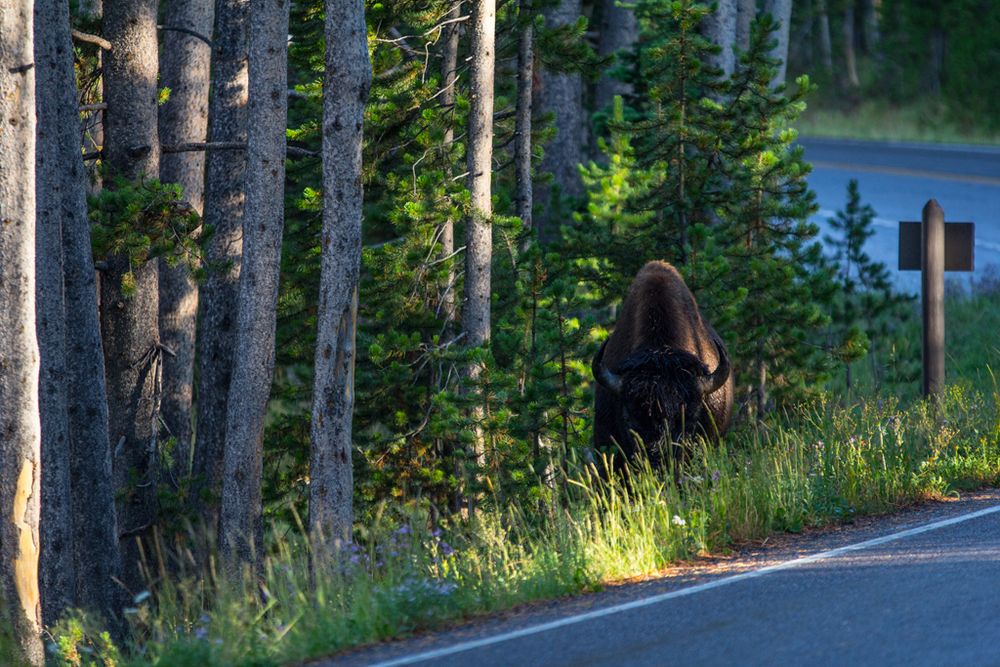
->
898, 221, 975, 271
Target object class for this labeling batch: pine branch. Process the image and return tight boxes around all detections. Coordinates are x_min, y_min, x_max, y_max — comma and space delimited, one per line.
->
85, 142, 320, 161
71, 29, 112, 51
157, 24, 213, 47
162, 142, 319, 158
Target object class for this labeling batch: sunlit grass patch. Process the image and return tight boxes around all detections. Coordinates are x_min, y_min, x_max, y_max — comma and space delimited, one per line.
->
47, 377, 1000, 667
797, 99, 1000, 145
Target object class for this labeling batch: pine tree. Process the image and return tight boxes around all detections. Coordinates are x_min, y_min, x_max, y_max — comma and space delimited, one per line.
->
101, 0, 165, 593
825, 179, 915, 390
575, 2, 839, 412
218, 0, 290, 578
193, 0, 249, 525
308, 0, 372, 562
702, 11, 834, 411
158, 0, 213, 479
0, 2, 44, 659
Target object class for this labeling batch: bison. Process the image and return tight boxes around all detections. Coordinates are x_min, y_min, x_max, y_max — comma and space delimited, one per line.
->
592, 261, 733, 467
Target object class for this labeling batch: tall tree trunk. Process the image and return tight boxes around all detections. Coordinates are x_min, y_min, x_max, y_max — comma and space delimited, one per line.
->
515, 0, 534, 232
438, 1, 463, 515
159, 0, 214, 480
843, 3, 860, 88
218, 0, 289, 578
765, 0, 793, 87
35, 0, 123, 627
35, 0, 76, 625
816, 0, 834, 77
439, 0, 461, 327
460, 0, 496, 505
736, 0, 755, 53
794, 0, 814, 70
595, 0, 638, 111
757, 355, 768, 418
702, 0, 738, 78
193, 0, 249, 521
0, 5, 44, 660
861, 0, 879, 54
308, 0, 371, 564
928, 26, 945, 96
537, 0, 583, 239
80, 0, 104, 194
102, 0, 163, 595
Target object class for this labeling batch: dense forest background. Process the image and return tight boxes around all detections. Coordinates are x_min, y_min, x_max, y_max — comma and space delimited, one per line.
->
788, 0, 1000, 136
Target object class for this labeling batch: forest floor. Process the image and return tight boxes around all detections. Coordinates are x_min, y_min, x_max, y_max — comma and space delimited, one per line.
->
798, 100, 1000, 146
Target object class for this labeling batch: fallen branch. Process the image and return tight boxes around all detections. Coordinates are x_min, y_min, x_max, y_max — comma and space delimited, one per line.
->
162, 141, 244, 154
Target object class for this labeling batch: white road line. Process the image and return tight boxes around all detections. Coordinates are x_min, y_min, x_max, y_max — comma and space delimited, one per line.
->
814, 209, 1000, 254
815, 208, 896, 230
368, 504, 1000, 667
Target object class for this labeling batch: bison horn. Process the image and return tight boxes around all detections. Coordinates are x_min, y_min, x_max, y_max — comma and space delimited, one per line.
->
698, 339, 730, 396
592, 339, 623, 396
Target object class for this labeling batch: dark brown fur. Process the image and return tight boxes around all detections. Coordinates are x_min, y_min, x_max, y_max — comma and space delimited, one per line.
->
594, 261, 734, 465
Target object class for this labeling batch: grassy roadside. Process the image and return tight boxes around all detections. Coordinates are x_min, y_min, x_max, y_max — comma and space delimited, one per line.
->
46, 291, 1000, 667
797, 100, 1000, 146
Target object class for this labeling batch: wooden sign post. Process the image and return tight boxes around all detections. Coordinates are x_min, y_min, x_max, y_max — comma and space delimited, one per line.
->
898, 200, 975, 398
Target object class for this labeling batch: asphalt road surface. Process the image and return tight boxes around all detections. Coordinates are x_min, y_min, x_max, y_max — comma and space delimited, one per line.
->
316, 490, 1000, 667
802, 137, 1000, 293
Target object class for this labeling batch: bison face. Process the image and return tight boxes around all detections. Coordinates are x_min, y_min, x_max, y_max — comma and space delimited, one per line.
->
593, 341, 729, 457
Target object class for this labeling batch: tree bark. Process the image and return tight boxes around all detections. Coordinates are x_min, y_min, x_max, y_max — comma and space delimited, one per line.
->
702, 0, 738, 78
33, 0, 123, 627
843, 3, 860, 88
102, 0, 162, 595
35, 0, 77, 625
765, 0, 793, 87
595, 0, 638, 111
218, 0, 289, 578
159, 0, 214, 480
816, 0, 833, 77
193, 0, 249, 520
515, 0, 534, 232
537, 0, 584, 237
460, 0, 496, 500
439, 0, 461, 326
736, 0, 755, 53
0, 3, 44, 660
308, 0, 371, 563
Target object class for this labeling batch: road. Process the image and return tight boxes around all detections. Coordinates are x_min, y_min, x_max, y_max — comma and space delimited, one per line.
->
317, 490, 1000, 667
802, 137, 1000, 293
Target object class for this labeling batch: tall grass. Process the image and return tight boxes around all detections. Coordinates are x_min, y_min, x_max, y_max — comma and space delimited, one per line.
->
48, 376, 1000, 666
797, 99, 1000, 145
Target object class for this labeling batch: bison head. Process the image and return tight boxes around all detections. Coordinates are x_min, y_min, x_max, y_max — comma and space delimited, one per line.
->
592, 339, 729, 456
